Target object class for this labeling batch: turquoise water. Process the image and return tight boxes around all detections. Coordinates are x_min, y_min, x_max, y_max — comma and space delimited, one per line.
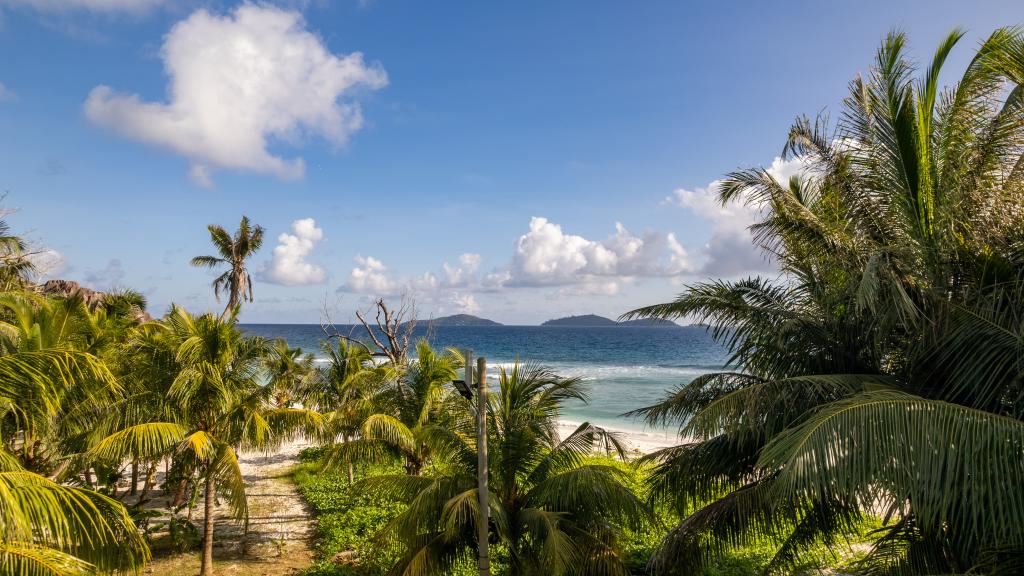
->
240, 324, 728, 441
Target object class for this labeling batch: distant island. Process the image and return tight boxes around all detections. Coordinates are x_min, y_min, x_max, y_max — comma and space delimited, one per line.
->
417, 314, 503, 326
541, 314, 679, 327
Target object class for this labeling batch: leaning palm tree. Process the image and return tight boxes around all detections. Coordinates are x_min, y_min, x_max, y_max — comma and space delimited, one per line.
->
190, 216, 264, 319
625, 28, 1024, 574
91, 306, 320, 576
363, 362, 649, 576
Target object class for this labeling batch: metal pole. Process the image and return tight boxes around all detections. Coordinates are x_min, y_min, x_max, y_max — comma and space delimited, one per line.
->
476, 355, 490, 576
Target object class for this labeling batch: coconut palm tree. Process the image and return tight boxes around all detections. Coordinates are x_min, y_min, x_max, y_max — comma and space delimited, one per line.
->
0, 447, 150, 575
0, 219, 35, 292
264, 339, 315, 408
91, 306, 320, 576
328, 340, 462, 476
0, 293, 149, 574
300, 339, 394, 483
625, 28, 1024, 574
190, 216, 264, 320
0, 291, 126, 474
363, 362, 649, 576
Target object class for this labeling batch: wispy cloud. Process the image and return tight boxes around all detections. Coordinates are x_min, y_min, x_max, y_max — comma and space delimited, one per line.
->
0, 82, 16, 102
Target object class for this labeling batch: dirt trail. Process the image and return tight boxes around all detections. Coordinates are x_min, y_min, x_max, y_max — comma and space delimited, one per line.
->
144, 441, 315, 576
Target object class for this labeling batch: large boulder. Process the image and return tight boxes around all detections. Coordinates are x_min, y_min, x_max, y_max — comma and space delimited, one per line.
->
37, 279, 153, 323
38, 279, 105, 310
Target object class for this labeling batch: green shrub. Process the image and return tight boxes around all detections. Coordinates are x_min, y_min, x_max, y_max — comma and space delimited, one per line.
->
293, 460, 407, 576
298, 445, 330, 463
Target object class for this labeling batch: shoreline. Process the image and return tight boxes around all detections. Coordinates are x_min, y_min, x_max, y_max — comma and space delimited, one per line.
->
556, 419, 681, 454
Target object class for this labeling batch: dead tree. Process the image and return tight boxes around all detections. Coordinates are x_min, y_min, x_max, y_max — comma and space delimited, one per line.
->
355, 297, 417, 366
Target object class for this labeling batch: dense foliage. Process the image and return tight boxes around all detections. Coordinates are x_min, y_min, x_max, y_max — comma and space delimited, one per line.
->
4, 25, 1024, 576
0, 244, 150, 573
626, 28, 1024, 575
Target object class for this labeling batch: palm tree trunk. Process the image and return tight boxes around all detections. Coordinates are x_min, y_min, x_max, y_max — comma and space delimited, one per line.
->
221, 271, 241, 320
173, 478, 188, 507
200, 472, 216, 576
130, 459, 139, 496
141, 459, 159, 499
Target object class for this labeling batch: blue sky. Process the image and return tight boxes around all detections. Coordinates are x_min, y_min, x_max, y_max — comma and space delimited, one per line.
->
0, 0, 1019, 324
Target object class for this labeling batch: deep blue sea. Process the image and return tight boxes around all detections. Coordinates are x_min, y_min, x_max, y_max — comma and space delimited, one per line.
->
240, 324, 728, 446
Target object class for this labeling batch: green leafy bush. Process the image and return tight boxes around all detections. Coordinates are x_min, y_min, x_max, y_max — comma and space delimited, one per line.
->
293, 461, 407, 576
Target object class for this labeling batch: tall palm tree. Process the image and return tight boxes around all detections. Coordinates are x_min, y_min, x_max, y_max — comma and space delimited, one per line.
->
190, 216, 264, 320
625, 28, 1024, 574
364, 362, 649, 576
91, 307, 320, 576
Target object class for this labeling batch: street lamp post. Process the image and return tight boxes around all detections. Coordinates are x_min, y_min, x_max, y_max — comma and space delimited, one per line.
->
454, 349, 490, 576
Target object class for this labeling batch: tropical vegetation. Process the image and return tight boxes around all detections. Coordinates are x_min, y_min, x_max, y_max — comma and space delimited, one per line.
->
625, 26, 1024, 575
2, 24, 1023, 576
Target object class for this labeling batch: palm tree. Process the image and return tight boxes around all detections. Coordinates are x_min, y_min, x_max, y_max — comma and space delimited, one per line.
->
0, 292, 149, 573
329, 340, 462, 476
91, 307, 320, 576
300, 339, 394, 483
0, 291, 125, 474
0, 448, 149, 574
190, 216, 264, 319
0, 219, 35, 292
264, 339, 315, 408
364, 362, 649, 575
625, 28, 1024, 574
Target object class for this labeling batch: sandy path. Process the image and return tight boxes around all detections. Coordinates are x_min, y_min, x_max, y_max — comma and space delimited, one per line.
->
144, 440, 315, 576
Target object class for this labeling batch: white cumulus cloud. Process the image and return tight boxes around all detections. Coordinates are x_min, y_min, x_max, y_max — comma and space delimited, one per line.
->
448, 293, 480, 315
344, 255, 398, 295
501, 217, 692, 288
442, 253, 481, 287
262, 218, 326, 285
84, 4, 388, 187
667, 156, 809, 276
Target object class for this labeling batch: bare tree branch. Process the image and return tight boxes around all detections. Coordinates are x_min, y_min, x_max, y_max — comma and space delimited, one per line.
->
319, 297, 374, 356
354, 295, 417, 366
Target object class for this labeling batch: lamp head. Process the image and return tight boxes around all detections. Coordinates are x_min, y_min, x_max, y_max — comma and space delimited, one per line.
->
451, 379, 473, 400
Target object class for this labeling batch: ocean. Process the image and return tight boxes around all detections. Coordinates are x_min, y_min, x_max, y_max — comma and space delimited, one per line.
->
240, 324, 729, 450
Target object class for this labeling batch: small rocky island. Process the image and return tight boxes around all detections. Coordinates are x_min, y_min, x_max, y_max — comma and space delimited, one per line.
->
418, 314, 503, 326
541, 314, 679, 327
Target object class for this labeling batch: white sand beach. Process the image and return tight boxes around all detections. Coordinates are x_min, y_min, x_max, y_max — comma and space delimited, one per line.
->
556, 419, 681, 454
